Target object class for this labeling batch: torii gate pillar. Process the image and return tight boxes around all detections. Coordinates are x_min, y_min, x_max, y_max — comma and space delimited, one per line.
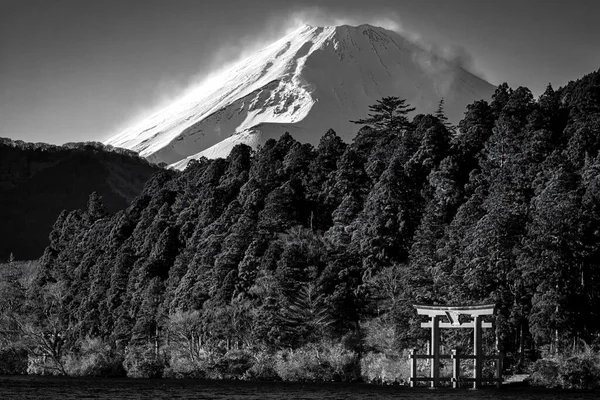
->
430, 315, 440, 387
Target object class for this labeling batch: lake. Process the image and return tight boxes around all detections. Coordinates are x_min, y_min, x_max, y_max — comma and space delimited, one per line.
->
0, 377, 598, 399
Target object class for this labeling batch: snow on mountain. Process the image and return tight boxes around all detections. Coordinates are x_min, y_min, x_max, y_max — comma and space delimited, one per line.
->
105, 24, 496, 170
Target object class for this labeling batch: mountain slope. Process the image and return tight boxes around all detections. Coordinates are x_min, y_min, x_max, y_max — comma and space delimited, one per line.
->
106, 24, 495, 169
0, 139, 163, 260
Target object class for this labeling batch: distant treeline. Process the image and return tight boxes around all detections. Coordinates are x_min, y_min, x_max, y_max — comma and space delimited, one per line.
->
0, 139, 162, 260
1, 69, 600, 382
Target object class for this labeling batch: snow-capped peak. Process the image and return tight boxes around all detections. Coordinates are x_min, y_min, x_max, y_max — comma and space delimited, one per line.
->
105, 24, 495, 169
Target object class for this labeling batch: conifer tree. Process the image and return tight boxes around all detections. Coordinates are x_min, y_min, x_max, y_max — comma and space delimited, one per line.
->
86, 192, 108, 223
435, 98, 454, 131
351, 96, 415, 132
280, 283, 333, 346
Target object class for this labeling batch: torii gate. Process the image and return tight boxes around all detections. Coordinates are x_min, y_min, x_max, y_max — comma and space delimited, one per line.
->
409, 304, 501, 389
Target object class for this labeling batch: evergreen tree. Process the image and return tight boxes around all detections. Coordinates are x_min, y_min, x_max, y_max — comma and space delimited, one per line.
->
435, 98, 454, 131
351, 96, 415, 132
85, 192, 108, 223
490, 82, 513, 117
519, 168, 583, 352
453, 100, 494, 176
280, 283, 333, 347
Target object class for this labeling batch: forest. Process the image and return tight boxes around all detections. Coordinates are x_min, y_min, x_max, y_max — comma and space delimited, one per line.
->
1, 69, 600, 387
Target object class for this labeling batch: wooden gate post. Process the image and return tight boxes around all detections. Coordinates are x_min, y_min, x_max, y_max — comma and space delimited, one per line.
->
496, 351, 503, 388
409, 349, 417, 388
451, 349, 460, 388
430, 315, 440, 388
473, 315, 483, 389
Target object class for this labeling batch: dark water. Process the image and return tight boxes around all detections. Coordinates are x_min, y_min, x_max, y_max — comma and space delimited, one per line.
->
0, 377, 598, 400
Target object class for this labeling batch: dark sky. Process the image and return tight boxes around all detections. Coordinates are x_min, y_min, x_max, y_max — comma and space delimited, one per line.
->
1, 0, 599, 145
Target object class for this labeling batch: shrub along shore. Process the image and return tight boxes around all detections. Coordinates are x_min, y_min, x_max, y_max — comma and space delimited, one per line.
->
3, 319, 600, 389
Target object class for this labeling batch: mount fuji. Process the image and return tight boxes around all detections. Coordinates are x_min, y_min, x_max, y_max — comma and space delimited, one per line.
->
105, 24, 496, 170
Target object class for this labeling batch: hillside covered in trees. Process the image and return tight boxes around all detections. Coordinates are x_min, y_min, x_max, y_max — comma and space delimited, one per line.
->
0, 141, 163, 260
2, 69, 600, 382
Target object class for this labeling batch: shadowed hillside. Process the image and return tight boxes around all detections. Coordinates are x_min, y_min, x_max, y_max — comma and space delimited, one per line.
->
0, 140, 163, 260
